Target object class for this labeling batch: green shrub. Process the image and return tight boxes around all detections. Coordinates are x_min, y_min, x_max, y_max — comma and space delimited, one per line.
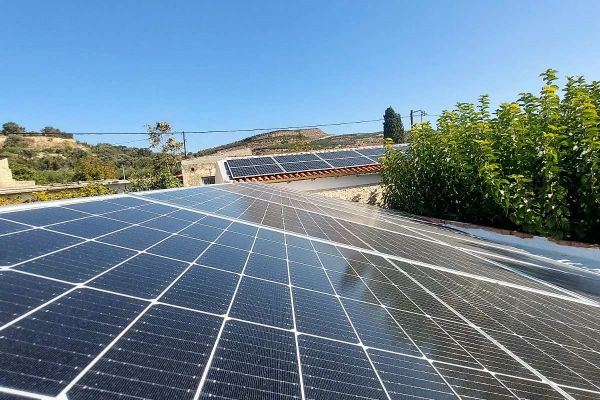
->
381, 69, 600, 243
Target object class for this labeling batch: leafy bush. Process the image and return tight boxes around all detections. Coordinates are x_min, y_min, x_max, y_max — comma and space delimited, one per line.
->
30, 183, 116, 201
381, 69, 600, 243
0, 183, 116, 206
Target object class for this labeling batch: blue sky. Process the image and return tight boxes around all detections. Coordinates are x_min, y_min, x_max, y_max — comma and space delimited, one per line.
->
1, 0, 599, 152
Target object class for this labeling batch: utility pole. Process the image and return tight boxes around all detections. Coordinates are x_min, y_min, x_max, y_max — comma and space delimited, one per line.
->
410, 110, 426, 126
121, 165, 126, 180
182, 131, 187, 159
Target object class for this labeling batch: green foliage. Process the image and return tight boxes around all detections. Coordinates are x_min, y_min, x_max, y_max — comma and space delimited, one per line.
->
0, 183, 116, 206
1, 122, 26, 135
0, 127, 159, 185
72, 155, 116, 181
40, 126, 73, 139
381, 69, 600, 243
127, 121, 183, 192
31, 183, 116, 201
383, 106, 405, 143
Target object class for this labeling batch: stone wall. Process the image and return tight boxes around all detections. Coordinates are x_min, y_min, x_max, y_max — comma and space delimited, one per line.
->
0, 158, 35, 188
181, 148, 252, 186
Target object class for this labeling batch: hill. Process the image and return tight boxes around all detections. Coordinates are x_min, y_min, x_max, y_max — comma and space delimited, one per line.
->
193, 128, 383, 157
1, 128, 385, 186
0, 135, 155, 185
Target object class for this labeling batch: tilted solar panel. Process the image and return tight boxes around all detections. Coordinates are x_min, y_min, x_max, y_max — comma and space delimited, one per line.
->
315, 149, 362, 159
326, 156, 377, 168
0, 183, 598, 400
273, 153, 321, 163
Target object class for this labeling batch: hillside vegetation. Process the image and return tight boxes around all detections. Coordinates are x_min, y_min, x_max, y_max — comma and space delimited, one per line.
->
194, 128, 383, 157
1, 126, 384, 186
0, 134, 156, 185
382, 69, 600, 243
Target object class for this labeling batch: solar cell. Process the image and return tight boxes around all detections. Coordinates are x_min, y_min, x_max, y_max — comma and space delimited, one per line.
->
149, 235, 211, 262
15, 241, 136, 283
279, 160, 332, 172
293, 287, 357, 342
50, 215, 131, 238
0, 182, 596, 399
326, 156, 377, 168
88, 253, 188, 298
98, 225, 171, 250
244, 252, 288, 283
160, 265, 238, 314
0, 271, 72, 325
0, 219, 29, 235
0, 229, 82, 266
229, 277, 293, 328
200, 320, 301, 399
298, 335, 388, 400
68, 305, 222, 400
274, 153, 321, 163
0, 206, 87, 227
315, 149, 362, 159
368, 349, 458, 400
0, 289, 146, 395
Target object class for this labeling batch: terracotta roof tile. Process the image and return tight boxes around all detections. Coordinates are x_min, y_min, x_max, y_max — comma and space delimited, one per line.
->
233, 165, 380, 183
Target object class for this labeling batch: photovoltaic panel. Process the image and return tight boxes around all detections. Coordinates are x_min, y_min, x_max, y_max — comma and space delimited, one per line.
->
326, 156, 377, 168
0, 229, 82, 266
0, 206, 87, 227
292, 287, 357, 342
200, 320, 301, 399
68, 305, 222, 400
315, 149, 362, 159
160, 265, 238, 314
273, 153, 321, 163
88, 253, 188, 298
298, 335, 388, 400
0, 289, 146, 395
356, 147, 387, 158
0, 182, 597, 400
229, 277, 293, 328
0, 271, 72, 325
0, 219, 29, 235
368, 349, 458, 400
50, 215, 131, 238
279, 160, 331, 172
15, 241, 136, 283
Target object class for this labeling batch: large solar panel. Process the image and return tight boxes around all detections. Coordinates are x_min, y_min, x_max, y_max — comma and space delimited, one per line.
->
224, 146, 392, 178
0, 183, 599, 400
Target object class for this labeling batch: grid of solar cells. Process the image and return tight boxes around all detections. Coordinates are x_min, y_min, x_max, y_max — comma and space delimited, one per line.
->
279, 159, 332, 172
273, 153, 321, 163
0, 184, 599, 400
225, 155, 285, 178
315, 149, 363, 159
225, 146, 395, 178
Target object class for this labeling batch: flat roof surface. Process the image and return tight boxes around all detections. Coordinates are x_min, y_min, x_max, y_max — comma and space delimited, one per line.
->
0, 182, 599, 399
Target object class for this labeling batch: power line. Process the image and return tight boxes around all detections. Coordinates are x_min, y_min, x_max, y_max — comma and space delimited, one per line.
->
38, 118, 387, 136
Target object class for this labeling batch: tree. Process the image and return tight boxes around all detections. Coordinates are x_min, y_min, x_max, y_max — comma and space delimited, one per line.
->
40, 126, 73, 138
128, 121, 183, 191
383, 107, 405, 143
73, 155, 116, 181
1, 122, 26, 135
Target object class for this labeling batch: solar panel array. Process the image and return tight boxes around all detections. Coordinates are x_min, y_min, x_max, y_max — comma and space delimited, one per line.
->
1, 182, 599, 400
224, 146, 398, 179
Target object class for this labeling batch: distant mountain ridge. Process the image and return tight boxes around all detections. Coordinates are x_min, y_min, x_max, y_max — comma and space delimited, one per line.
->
193, 128, 383, 157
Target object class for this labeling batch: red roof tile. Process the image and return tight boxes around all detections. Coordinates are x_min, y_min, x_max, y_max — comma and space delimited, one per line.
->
233, 165, 380, 183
